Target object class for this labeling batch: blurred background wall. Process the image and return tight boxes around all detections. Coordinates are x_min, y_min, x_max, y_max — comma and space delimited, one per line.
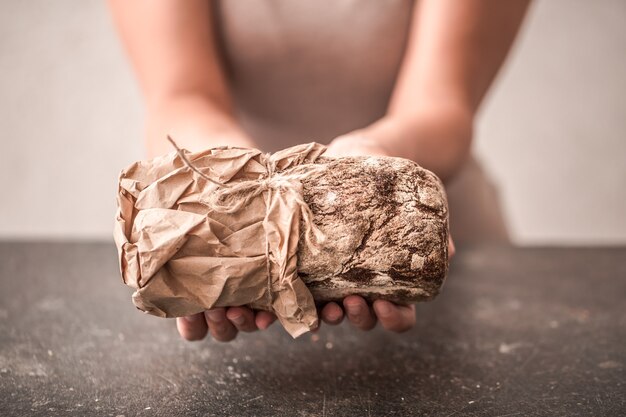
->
0, 0, 624, 244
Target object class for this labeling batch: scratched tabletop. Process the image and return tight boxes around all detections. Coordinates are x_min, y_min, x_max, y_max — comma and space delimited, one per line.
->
0, 242, 624, 416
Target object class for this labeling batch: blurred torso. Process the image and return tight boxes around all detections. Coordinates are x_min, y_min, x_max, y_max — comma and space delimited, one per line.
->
213, 0, 414, 151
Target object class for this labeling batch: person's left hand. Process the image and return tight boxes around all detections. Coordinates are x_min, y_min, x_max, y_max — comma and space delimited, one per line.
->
319, 132, 455, 333
324, 132, 392, 158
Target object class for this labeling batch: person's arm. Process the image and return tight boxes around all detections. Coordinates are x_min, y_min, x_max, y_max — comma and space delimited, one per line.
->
108, 0, 274, 343
108, 0, 254, 158
327, 0, 531, 181
324, 0, 531, 333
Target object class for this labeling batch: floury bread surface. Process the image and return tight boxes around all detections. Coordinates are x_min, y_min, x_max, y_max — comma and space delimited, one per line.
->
297, 155, 449, 303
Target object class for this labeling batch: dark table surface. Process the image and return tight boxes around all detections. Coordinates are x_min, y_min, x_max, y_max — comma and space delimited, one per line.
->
0, 242, 624, 416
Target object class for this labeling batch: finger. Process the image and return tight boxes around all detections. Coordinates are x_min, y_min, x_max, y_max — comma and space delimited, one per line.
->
373, 300, 416, 333
205, 308, 238, 342
176, 313, 208, 341
226, 306, 257, 332
321, 302, 344, 325
448, 236, 456, 259
255, 311, 277, 330
343, 295, 377, 331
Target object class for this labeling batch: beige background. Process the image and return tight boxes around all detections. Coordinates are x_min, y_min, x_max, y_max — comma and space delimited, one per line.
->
0, 0, 624, 244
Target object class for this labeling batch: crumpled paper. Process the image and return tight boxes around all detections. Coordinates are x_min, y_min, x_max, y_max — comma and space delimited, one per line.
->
113, 138, 330, 337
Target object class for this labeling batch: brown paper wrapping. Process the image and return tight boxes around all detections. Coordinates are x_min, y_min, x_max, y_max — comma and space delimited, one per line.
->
113, 140, 331, 338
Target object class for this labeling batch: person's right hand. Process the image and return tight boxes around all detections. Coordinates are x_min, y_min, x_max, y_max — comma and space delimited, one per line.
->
176, 307, 277, 342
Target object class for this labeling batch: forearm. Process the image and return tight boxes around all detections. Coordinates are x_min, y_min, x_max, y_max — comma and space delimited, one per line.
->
360, 0, 531, 181
145, 93, 255, 158
108, 0, 252, 158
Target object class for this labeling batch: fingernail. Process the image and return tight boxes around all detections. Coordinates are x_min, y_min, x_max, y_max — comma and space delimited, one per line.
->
184, 315, 202, 323
346, 303, 362, 316
206, 310, 224, 322
230, 314, 244, 325
377, 302, 392, 317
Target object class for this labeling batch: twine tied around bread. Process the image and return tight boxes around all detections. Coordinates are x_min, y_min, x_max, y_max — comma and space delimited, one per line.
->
167, 136, 326, 298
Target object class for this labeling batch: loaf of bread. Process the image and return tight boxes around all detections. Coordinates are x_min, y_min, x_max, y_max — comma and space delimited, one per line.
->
114, 141, 449, 337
